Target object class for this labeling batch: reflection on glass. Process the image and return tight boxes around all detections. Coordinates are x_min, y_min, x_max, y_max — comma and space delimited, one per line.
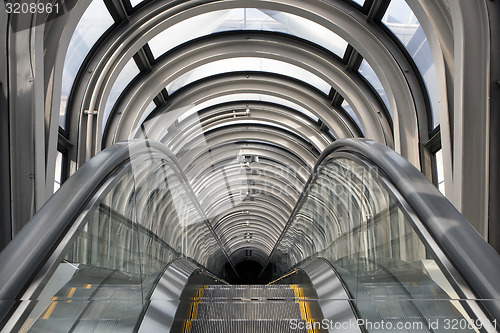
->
17, 151, 225, 332
435, 149, 445, 195
134, 101, 157, 134
53, 151, 63, 193
267, 156, 478, 331
358, 59, 392, 116
341, 99, 363, 133
382, 0, 439, 128
352, 0, 365, 6
60, 0, 114, 129
102, 58, 140, 134
149, 8, 348, 59
166, 57, 331, 95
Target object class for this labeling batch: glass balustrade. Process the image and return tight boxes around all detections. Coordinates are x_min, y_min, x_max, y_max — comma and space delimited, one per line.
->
13, 146, 225, 332
266, 154, 483, 332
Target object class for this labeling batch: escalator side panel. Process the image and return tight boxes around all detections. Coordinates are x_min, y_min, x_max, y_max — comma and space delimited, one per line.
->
138, 258, 198, 333
300, 259, 361, 333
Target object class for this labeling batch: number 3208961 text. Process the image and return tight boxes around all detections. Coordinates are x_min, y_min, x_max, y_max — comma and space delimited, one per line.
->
5, 2, 60, 14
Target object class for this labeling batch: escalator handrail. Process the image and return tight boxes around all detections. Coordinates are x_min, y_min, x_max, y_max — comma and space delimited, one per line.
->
0, 141, 132, 306
0, 140, 232, 321
264, 138, 500, 320
322, 139, 500, 310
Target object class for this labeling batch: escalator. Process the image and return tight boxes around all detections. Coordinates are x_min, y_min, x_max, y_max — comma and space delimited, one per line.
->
0, 139, 499, 332
173, 283, 325, 332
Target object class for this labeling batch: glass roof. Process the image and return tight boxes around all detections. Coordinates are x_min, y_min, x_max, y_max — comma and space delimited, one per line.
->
102, 58, 140, 133
60, 0, 114, 129
382, 0, 439, 128
358, 59, 392, 116
174, 93, 320, 124
61, 0, 439, 150
135, 93, 322, 142
148, 8, 348, 60
166, 57, 331, 95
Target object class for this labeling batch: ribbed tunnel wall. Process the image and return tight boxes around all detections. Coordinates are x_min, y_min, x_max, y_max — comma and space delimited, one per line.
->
58, 0, 440, 271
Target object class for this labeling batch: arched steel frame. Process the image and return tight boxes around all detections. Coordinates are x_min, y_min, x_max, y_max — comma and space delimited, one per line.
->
158, 101, 335, 153
66, 0, 426, 166
131, 73, 358, 146
56, 0, 435, 264
104, 32, 389, 145
184, 143, 312, 184
3, 0, 497, 257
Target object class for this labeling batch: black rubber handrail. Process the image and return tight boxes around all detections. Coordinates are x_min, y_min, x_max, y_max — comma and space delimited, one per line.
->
263, 138, 500, 321
0, 140, 235, 323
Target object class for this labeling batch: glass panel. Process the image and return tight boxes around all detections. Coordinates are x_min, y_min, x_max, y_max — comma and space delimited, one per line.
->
256, 9, 348, 57
54, 151, 63, 193
435, 149, 445, 195
166, 57, 331, 95
17, 151, 226, 331
149, 8, 348, 59
60, 0, 114, 129
129, 0, 143, 8
352, 0, 365, 6
102, 58, 140, 134
382, 0, 439, 128
341, 99, 362, 131
358, 59, 392, 116
267, 156, 480, 331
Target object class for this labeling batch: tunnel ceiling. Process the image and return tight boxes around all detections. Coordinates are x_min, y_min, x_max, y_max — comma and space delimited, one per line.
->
62, 0, 438, 267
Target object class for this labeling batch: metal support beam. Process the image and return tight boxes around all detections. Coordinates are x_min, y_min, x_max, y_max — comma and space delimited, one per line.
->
344, 46, 362, 71
366, 0, 390, 22
487, 0, 500, 252
132, 46, 153, 72
104, 0, 129, 22
0, 9, 11, 250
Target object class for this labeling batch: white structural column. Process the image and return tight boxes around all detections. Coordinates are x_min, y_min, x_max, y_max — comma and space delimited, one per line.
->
406, 0, 454, 192
449, 0, 490, 238
7, 10, 47, 236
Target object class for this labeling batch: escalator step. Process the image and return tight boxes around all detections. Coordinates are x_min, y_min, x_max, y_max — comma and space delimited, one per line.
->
189, 319, 310, 333
194, 301, 303, 319
175, 284, 326, 332
201, 286, 296, 299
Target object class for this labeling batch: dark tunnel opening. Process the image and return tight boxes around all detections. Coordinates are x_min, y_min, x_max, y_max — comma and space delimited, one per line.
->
234, 260, 264, 284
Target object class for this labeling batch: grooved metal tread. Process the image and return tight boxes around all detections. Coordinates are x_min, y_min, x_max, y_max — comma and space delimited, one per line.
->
189, 319, 310, 332
195, 301, 305, 319
179, 284, 326, 333
201, 284, 297, 299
